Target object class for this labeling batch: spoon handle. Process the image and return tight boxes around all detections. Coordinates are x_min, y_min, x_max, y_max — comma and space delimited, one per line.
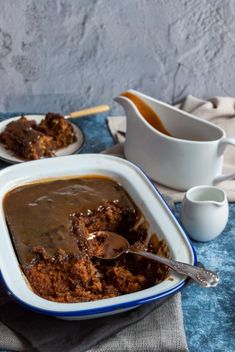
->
129, 251, 219, 288
69, 105, 110, 118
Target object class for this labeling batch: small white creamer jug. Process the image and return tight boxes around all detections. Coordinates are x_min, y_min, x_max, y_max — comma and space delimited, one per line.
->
181, 186, 228, 242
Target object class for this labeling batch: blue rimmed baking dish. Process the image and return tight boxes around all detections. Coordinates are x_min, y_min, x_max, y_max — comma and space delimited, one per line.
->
0, 154, 196, 320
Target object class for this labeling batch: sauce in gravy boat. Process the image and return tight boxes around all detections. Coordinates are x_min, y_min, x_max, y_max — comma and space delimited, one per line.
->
115, 90, 235, 190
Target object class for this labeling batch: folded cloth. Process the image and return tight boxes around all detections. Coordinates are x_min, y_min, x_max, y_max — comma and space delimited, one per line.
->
107, 95, 235, 201
0, 287, 188, 352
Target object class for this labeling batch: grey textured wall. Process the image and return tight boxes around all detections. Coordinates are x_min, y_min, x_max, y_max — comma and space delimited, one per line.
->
0, 0, 235, 114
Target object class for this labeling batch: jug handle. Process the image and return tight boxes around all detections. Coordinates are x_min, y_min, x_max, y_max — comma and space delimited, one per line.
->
214, 137, 235, 184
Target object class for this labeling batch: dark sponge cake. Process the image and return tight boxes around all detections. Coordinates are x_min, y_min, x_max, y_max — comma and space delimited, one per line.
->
37, 112, 77, 149
0, 116, 56, 160
23, 201, 169, 303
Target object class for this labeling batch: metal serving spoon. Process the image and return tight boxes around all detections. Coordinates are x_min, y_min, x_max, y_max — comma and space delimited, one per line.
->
88, 231, 219, 288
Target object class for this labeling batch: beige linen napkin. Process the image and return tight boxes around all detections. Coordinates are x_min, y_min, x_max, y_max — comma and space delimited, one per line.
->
0, 287, 188, 352
106, 95, 235, 201
87, 294, 186, 352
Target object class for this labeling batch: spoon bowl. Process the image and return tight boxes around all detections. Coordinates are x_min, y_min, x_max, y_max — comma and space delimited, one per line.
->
87, 231, 130, 259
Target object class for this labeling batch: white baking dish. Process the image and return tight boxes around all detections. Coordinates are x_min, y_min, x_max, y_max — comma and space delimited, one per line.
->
0, 154, 196, 320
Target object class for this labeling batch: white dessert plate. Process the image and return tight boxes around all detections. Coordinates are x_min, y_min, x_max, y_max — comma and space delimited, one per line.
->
0, 115, 84, 164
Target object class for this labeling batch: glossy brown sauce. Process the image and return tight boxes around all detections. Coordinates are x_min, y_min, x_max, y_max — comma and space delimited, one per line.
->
7, 124, 42, 143
4, 177, 135, 267
3, 176, 169, 303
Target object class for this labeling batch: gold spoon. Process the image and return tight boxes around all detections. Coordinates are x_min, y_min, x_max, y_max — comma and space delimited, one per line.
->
64, 105, 110, 119
88, 231, 219, 288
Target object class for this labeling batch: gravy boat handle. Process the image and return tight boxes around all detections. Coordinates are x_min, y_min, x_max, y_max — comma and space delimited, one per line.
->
214, 137, 235, 184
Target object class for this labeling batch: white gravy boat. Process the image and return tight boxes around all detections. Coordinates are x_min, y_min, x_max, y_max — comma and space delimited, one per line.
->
115, 90, 235, 190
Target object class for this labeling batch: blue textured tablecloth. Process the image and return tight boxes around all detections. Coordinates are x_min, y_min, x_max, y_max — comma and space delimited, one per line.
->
0, 113, 234, 352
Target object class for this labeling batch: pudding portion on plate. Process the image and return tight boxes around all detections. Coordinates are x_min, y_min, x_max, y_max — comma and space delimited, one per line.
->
37, 113, 77, 149
4, 176, 169, 303
0, 116, 56, 160
0, 113, 77, 160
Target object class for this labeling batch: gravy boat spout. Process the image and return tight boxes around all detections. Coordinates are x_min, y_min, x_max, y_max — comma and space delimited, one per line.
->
114, 95, 140, 124
115, 90, 235, 190
115, 93, 172, 136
